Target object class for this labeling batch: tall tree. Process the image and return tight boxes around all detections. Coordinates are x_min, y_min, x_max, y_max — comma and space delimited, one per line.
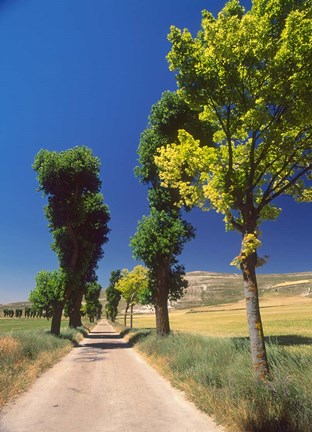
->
155, 0, 312, 379
33, 146, 110, 328
29, 270, 65, 336
115, 265, 150, 328
84, 281, 102, 323
131, 209, 193, 335
132, 91, 209, 335
105, 269, 122, 322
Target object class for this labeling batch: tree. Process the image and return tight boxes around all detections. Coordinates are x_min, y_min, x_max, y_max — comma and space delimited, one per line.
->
132, 91, 204, 336
131, 209, 193, 335
33, 146, 110, 328
155, 0, 312, 379
115, 265, 150, 328
83, 281, 102, 323
29, 270, 65, 336
105, 269, 122, 322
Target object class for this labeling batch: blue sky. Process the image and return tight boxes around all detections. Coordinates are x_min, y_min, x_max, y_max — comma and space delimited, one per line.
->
0, 0, 311, 304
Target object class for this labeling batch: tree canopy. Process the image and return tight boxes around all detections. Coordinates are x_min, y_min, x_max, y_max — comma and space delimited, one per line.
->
115, 266, 150, 306
83, 281, 102, 323
132, 91, 198, 335
115, 265, 150, 327
33, 146, 110, 328
29, 270, 65, 335
105, 269, 122, 322
155, 0, 312, 378
131, 209, 192, 301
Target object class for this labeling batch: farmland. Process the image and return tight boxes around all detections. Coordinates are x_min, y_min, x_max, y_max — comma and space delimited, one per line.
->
124, 294, 312, 342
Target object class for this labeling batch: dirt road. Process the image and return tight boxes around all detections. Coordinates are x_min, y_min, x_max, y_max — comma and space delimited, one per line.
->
0, 320, 223, 432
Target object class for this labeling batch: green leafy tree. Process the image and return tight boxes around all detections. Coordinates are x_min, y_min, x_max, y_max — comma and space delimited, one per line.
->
115, 265, 150, 328
132, 92, 203, 336
131, 210, 193, 335
29, 270, 65, 336
33, 146, 110, 328
84, 281, 102, 323
155, 0, 312, 379
105, 269, 122, 322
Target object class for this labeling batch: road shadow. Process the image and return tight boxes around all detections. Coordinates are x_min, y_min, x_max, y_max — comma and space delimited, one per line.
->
81, 341, 130, 350
85, 333, 124, 340
89, 331, 116, 334
73, 326, 153, 353
77, 331, 130, 350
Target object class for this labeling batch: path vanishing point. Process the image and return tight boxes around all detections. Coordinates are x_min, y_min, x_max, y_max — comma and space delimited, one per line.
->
0, 320, 223, 432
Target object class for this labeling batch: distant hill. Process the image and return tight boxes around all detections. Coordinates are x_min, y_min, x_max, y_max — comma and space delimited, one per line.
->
2, 271, 311, 312
172, 271, 312, 309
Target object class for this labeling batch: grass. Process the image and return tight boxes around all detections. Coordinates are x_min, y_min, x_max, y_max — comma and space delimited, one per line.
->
0, 325, 88, 408
129, 332, 312, 432
113, 293, 312, 432
0, 318, 69, 333
0, 317, 93, 334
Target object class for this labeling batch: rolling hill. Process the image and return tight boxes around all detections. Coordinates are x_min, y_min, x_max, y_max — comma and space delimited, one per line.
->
172, 271, 312, 309
1, 271, 311, 313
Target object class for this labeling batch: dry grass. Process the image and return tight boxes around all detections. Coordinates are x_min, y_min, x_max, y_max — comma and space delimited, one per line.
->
0, 329, 84, 409
121, 328, 312, 432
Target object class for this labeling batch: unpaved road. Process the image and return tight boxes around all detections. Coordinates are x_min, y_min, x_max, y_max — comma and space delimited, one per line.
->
0, 320, 223, 432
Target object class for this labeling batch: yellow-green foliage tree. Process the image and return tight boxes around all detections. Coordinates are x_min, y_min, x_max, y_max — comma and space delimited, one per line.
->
155, 0, 312, 380
115, 265, 150, 328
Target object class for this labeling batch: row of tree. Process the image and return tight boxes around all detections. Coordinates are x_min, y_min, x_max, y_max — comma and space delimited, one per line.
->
105, 266, 151, 328
30, 0, 312, 383
3, 308, 23, 318
32, 147, 110, 335
148, 0, 312, 380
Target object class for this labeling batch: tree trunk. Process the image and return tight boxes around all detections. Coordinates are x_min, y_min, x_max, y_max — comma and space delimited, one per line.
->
66, 221, 81, 328
154, 265, 170, 336
51, 301, 64, 336
154, 298, 170, 336
130, 304, 133, 329
124, 302, 129, 327
69, 290, 83, 328
241, 252, 270, 380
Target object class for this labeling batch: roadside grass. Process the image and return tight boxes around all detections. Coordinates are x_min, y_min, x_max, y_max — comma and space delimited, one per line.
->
0, 326, 88, 408
130, 332, 312, 432
113, 295, 312, 432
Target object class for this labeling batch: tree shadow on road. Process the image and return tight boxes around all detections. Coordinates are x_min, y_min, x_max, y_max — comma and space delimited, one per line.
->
77, 332, 130, 350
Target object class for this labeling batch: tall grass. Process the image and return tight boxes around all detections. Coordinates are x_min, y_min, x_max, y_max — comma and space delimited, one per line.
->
129, 330, 312, 432
0, 328, 85, 408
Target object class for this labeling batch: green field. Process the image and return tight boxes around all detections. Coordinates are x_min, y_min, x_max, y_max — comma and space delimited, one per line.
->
0, 318, 92, 334
0, 319, 64, 333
